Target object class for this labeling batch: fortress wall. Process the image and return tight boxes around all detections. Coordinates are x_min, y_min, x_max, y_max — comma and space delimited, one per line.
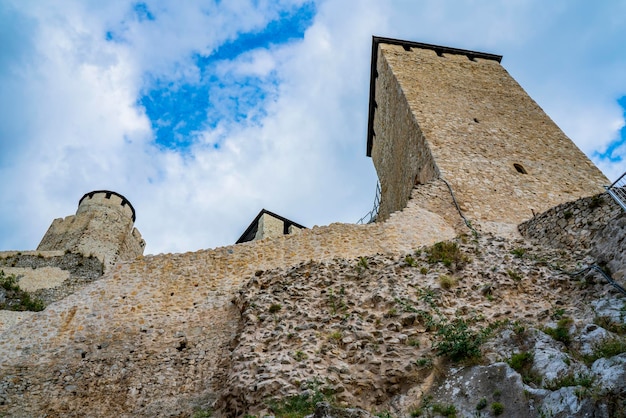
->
373, 44, 608, 231
0, 197, 457, 416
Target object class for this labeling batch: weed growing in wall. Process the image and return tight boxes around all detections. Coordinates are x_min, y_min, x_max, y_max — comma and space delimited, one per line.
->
0, 270, 45, 312
395, 289, 496, 362
582, 337, 626, 364
544, 372, 595, 391
426, 241, 469, 271
594, 315, 626, 335
543, 317, 573, 346
431, 403, 457, 417
404, 255, 418, 267
491, 402, 504, 416
438, 274, 457, 290
267, 379, 329, 418
507, 352, 541, 385
510, 248, 526, 258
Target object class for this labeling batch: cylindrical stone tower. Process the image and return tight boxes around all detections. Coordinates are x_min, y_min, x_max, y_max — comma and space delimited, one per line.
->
37, 190, 145, 271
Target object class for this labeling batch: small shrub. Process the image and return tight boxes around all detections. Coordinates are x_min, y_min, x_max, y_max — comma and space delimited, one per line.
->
510, 248, 526, 258
269, 303, 282, 314
476, 398, 487, 410
357, 257, 369, 270
328, 331, 342, 342
433, 317, 484, 361
192, 409, 212, 418
328, 288, 347, 315
589, 195, 603, 209
512, 321, 527, 337
507, 351, 541, 385
491, 402, 504, 416
544, 372, 595, 391
507, 269, 523, 282
268, 380, 328, 418
420, 267, 429, 275
431, 403, 456, 417
385, 308, 398, 318
407, 338, 420, 347
594, 315, 626, 335
439, 274, 457, 290
544, 317, 573, 346
0, 271, 45, 312
552, 308, 566, 319
409, 407, 423, 417
508, 351, 533, 372
405, 255, 418, 267
426, 241, 468, 270
584, 337, 626, 363
415, 357, 433, 368
293, 351, 308, 361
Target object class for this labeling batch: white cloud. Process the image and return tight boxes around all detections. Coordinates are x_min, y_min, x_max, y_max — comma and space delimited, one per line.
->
1, 0, 624, 255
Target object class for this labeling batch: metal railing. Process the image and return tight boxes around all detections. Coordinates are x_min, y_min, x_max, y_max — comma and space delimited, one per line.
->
357, 182, 381, 224
606, 170, 626, 212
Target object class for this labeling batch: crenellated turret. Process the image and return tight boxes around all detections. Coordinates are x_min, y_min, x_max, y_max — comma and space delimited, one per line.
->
37, 190, 145, 271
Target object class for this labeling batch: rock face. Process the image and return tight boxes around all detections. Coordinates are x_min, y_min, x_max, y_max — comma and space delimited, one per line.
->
592, 211, 626, 283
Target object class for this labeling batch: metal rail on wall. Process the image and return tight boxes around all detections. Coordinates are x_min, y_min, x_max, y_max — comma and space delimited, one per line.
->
606, 170, 626, 212
357, 182, 381, 224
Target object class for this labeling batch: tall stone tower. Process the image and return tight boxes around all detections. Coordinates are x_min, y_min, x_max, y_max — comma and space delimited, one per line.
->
367, 37, 609, 234
37, 190, 145, 271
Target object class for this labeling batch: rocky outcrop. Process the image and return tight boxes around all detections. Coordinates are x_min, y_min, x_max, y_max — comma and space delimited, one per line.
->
591, 211, 626, 283
213, 234, 625, 416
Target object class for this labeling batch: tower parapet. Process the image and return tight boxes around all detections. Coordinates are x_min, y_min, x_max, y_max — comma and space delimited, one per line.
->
77, 190, 136, 222
37, 190, 145, 271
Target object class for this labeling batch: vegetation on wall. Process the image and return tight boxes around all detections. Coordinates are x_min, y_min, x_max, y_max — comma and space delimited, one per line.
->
0, 270, 45, 312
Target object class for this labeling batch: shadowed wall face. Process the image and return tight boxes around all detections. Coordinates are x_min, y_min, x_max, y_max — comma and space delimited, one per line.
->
371, 43, 608, 232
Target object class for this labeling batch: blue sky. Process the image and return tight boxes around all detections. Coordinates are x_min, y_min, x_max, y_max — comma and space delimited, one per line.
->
0, 0, 625, 254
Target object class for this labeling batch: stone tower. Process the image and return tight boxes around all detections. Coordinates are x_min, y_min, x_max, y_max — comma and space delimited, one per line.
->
37, 190, 145, 271
367, 37, 609, 234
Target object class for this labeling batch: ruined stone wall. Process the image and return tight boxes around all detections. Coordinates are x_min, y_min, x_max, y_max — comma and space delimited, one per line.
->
371, 44, 608, 232
37, 191, 145, 271
519, 193, 625, 283
519, 193, 621, 250
0, 196, 458, 416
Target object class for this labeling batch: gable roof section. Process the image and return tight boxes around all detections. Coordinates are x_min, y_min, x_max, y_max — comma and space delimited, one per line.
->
235, 209, 307, 244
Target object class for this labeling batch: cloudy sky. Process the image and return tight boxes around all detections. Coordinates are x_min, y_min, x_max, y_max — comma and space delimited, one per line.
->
1, 0, 625, 255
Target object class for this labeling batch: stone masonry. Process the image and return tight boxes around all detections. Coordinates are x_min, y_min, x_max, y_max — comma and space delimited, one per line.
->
369, 40, 609, 235
37, 190, 145, 272
0, 38, 624, 417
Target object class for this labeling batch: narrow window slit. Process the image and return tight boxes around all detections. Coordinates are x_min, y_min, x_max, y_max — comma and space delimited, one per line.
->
514, 164, 528, 174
